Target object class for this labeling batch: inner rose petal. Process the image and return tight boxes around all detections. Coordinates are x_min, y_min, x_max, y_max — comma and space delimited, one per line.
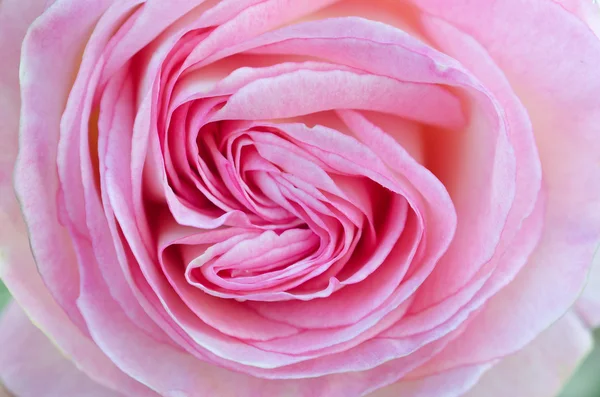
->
137, 19, 468, 344
187, 229, 320, 292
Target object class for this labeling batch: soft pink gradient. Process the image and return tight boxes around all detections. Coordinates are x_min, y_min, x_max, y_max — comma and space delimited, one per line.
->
1, 0, 600, 396
461, 312, 593, 397
0, 301, 124, 397
555, 0, 600, 37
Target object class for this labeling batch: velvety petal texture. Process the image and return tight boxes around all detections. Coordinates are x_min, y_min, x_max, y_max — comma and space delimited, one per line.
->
1, 0, 600, 396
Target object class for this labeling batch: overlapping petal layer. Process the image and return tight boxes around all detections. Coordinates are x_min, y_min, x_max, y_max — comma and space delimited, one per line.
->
1, 0, 599, 396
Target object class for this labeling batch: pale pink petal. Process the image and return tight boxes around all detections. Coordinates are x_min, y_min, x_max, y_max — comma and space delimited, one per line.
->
576, 251, 600, 328
0, 0, 48, 209
406, 0, 600, 370
210, 69, 464, 129
10, 2, 599, 397
409, 10, 542, 311
554, 0, 600, 36
219, 17, 525, 325
384, 6, 543, 342
462, 312, 593, 397
0, 224, 154, 396
0, 301, 123, 397
369, 311, 593, 397
74, 250, 465, 395
0, 0, 49, 337
95, 63, 175, 345
1, 0, 153, 394
367, 363, 492, 397
50, 0, 175, 346
381, 190, 545, 352
14, 0, 115, 336
160, 234, 304, 342
178, 0, 340, 71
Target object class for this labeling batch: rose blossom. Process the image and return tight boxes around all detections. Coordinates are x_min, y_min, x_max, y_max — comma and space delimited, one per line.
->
1, 0, 600, 396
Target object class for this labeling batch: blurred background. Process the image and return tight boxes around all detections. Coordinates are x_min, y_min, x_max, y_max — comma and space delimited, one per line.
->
561, 327, 600, 397
0, 279, 599, 396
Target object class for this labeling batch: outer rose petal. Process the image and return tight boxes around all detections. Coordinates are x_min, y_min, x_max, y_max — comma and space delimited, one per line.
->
462, 312, 593, 397
576, 251, 600, 328
0, 0, 155, 395
0, 301, 122, 397
410, 0, 600, 371
369, 311, 592, 397
366, 363, 492, 397
555, 0, 600, 36
0, 230, 155, 397
0, 0, 47, 234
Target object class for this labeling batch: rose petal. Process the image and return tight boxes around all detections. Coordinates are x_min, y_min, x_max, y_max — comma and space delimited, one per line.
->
0, 211, 154, 396
0, 301, 123, 397
366, 363, 492, 397
407, 0, 600, 369
75, 247, 466, 395
14, 0, 115, 338
369, 310, 593, 397
211, 69, 463, 129
382, 8, 543, 340
0, 0, 47, 214
554, 0, 600, 37
217, 17, 522, 325
462, 312, 593, 397
409, 10, 542, 311
576, 251, 600, 328
1, 0, 154, 395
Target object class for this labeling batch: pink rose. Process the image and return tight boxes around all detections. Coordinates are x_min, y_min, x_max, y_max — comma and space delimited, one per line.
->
1, 0, 600, 396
